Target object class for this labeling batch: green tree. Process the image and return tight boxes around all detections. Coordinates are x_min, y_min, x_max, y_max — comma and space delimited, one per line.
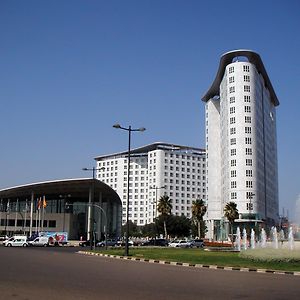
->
140, 223, 156, 238
121, 221, 141, 237
224, 202, 239, 243
157, 195, 172, 238
156, 215, 191, 238
191, 199, 207, 238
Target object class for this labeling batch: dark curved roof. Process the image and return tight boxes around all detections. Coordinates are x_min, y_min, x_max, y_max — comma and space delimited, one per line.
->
0, 178, 121, 205
201, 49, 279, 106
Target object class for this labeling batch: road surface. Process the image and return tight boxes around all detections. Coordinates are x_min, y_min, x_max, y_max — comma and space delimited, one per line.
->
0, 246, 299, 299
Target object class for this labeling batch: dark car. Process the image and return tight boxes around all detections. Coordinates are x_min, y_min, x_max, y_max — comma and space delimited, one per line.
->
189, 239, 205, 248
79, 240, 100, 247
96, 239, 118, 247
141, 239, 169, 247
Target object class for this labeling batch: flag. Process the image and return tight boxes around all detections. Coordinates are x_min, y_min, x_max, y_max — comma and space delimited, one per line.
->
37, 197, 42, 210
43, 196, 47, 208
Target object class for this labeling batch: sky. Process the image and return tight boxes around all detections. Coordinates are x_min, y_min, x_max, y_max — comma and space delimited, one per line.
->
0, 0, 299, 220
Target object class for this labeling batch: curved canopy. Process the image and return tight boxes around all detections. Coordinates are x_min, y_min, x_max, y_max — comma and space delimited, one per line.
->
202, 49, 279, 106
0, 178, 121, 205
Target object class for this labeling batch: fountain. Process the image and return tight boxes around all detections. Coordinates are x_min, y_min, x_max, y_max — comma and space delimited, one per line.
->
242, 228, 247, 250
235, 227, 241, 251
260, 228, 267, 248
271, 226, 278, 249
288, 227, 294, 250
250, 229, 255, 249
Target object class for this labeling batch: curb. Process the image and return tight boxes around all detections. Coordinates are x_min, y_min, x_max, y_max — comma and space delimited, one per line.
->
77, 251, 300, 276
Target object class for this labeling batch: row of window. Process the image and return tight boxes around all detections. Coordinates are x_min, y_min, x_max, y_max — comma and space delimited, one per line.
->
228, 65, 250, 74
230, 181, 253, 189
229, 95, 251, 104
230, 137, 252, 145
228, 75, 250, 84
229, 127, 252, 136
230, 148, 252, 156
230, 170, 253, 177
231, 159, 252, 167
230, 192, 253, 200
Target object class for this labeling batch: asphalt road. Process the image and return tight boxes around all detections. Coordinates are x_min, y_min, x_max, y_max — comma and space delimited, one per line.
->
0, 246, 299, 300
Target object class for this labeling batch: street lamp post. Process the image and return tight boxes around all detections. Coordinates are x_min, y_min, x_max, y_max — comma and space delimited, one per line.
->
82, 166, 105, 250
113, 123, 145, 256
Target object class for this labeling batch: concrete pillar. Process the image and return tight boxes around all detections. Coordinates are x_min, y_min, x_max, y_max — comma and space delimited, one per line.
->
87, 187, 92, 240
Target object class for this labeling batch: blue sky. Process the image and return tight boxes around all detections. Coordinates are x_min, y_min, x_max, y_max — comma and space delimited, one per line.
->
0, 0, 299, 220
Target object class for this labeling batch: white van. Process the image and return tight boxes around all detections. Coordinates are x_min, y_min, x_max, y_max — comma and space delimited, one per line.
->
4, 236, 28, 247
28, 236, 49, 247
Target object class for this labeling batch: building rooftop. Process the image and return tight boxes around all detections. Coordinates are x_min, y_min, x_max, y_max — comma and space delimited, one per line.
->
95, 142, 205, 160
201, 49, 279, 106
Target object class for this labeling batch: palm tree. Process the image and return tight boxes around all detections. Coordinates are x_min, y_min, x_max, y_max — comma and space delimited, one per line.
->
157, 195, 172, 239
191, 199, 207, 238
224, 202, 239, 243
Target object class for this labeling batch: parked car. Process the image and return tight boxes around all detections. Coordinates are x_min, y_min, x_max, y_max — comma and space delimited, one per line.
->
169, 240, 192, 248
4, 236, 28, 247
96, 239, 118, 247
79, 240, 98, 247
28, 236, 49, 247
116, 240, 134, 247
141, 239, 169, 247
189, 239, 205, 248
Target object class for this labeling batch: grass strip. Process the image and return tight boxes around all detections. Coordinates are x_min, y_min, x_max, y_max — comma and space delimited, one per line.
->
93, 247, 300, 272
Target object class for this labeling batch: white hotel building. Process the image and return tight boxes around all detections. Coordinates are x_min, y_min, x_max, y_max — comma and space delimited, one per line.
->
202, 50, 279, 240
95, 143, 206, 226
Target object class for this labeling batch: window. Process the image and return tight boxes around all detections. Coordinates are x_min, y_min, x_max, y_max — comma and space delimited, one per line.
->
246, 170, 253, 177
229, 76, 235, 83
244, 75, 250, 82
246, 192, 254, 199
245, 116, 251, 123
246, 181, 253, 188
231, 181, 237, 188
243, 65, 250, 72
49, 220, 56, 228
245, 127, 251, 134
244, 85, 250, 92
230, 149, 236, 156
231, 170, 237, 177
229, 86, 235, 93
244, 95, 251, 102
231, 159, 236, 167
230, 138, 236, 145
230, 117, 235, 124
230, 107, 235, 114
245, 106, 251, 113
245, 137, 252, 144
231, 192, 237, 199
230, 127, 236, 135
246, 148, 252, 155
229, 97, 235, 104
247, 203, 253, 210
246, 159, 252, 166
229, 66, 234, 73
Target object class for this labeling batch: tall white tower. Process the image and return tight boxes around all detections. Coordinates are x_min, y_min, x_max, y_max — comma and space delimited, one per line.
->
202, 50, 279, 240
